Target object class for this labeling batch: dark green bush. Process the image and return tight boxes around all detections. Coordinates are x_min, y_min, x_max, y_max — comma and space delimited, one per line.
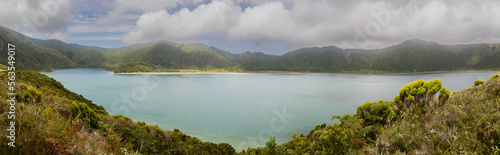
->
17, 86, 42, 104
438, 87, 450, 103
491, 74, 500, 80
70, 101, 100, 128
475, 80, 485, 86
356, 100, 396, 126
395, 79, 442, 110
492, 87, 500, 95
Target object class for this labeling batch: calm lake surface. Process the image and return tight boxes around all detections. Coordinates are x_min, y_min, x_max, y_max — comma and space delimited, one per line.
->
41, 69, 498, 150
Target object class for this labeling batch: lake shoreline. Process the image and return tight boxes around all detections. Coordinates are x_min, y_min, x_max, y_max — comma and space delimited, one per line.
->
112, 69, 499, 75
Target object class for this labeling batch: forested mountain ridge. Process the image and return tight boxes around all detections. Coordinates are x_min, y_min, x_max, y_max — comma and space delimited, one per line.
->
0, 25, 499, 73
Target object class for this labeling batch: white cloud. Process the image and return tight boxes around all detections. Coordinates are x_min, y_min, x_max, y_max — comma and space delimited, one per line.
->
122, 0, 241, 43
97, 0, 207, 24
68, 24, 134, 33
226, 0, 500, 50
0, 0, 72, 39
2, 0, 499, 53
227, 2, 291, 43
69, 36, 123, 41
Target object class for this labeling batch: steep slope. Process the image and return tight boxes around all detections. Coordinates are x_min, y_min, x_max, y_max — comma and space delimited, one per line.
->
104, 40, 234, 71
243, 75, 500, 154
1, 25, 500, 73
240, 46, 374, 72
370, 39, 499, 72
0, 71, 235, 154
239, 39, 500, 73
0, 26, 78, 70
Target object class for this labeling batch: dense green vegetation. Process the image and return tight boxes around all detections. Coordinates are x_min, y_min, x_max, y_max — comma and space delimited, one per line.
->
0, 27, 78, 71
1, 71, 500, 154
240, 77, 500, 154
0, 71, 234, 154
1, 26, 499, 73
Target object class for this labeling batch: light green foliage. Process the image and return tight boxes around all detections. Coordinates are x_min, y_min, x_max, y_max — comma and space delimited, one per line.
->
425, 79, 443, 95
406, 95, 415, 102
42, 107, 55, 118
398, 83, 411, 100
491, 74, 500, 80
475, 80, 485, 86
394, 95, 401, 104
492, 87, 500, 95
17, 86, 43, 104
70, 101, 100, 128
396, 79, 443, 110
0, 70, 236, 154
409, 79, 425, 96
276, 114, 368, 154
438, 87, 450, 101
357, 100, 396, 126
377, 76, 500, 154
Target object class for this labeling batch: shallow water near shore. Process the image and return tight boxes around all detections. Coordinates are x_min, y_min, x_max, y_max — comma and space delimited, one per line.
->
41, 69, 498, 151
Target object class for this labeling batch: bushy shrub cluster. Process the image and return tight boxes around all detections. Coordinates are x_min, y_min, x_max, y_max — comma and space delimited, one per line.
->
475, 80, 485, 86
16, 84, 42, 104
246, 79, 457, 154
394, 79, 443, 110
70, 101, 100, 128
357, 100, 396, 126
1, 70, 237, 154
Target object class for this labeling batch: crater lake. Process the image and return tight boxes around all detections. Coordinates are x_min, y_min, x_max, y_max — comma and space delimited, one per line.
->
41, 69, 498, 151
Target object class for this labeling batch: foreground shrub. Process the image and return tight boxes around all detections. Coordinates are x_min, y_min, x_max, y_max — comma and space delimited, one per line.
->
475, 80, 485, 86
357, 100, 396, 126
70, 101, 100, 128
395, 79, 442, 110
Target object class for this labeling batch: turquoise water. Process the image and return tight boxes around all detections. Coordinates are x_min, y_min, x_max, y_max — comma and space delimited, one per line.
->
41, 69, 498, 150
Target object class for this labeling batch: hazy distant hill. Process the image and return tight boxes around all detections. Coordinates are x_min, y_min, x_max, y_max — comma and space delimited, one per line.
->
0, 26, 78, 70
104, 40, 234, 70
0, 25, 499, 73
240, 40, 500, 73
371, 39, 500, 72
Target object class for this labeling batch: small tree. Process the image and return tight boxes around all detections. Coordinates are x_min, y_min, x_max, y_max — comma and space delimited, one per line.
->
491, 74, 500, 80
70, 101, 100, 128
438, 87, 450, 104
395, 79, 442, 110
474, 80, 484, 86
356, 100, 396, 126
265, 136, 277, 154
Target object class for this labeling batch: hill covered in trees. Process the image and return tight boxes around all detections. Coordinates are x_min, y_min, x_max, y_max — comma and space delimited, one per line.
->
1, 25, 499, 73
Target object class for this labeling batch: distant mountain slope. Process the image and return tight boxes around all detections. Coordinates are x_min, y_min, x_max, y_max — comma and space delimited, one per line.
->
240, 46, 375, 72
371, 39, 500, 72
0, 26, 78, 70
1, 25, 499, 73
105, 40, 234, 70
240, 40, 500, 73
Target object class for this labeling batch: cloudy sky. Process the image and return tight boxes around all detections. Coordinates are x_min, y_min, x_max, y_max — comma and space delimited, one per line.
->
1, 0, 500, 55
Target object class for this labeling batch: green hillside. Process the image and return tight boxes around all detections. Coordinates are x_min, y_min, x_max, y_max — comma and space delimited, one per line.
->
240, 40, 500, 73
2, 70, 499, 154
371, 40, 500, 72
104, 40, 234, 72
1, 25, 499, 73
241, 75, 500, 154
0, 27, 78, 71
0, 71, 234, 154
